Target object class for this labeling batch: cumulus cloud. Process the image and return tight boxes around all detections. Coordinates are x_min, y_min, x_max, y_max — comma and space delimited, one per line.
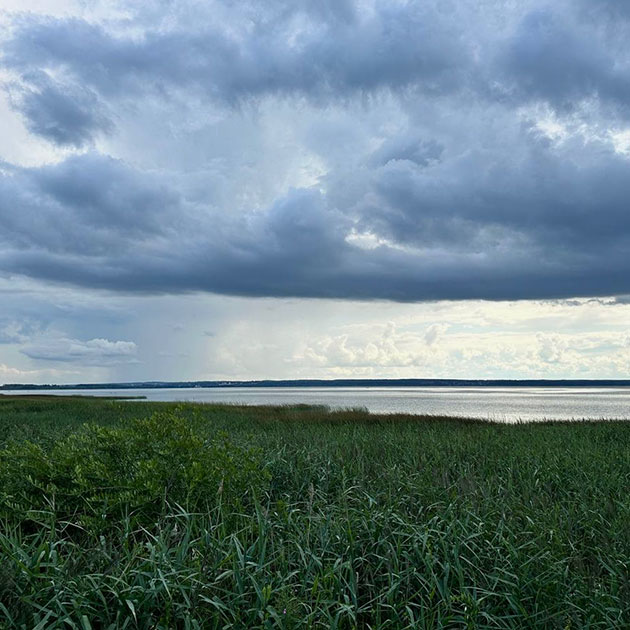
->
0, 362, 58, 380
296, 321, 446, 369
0, 363, 29, 377
1, 0, 630, 303
537, 334, 566, 363
21, 337, 138, 365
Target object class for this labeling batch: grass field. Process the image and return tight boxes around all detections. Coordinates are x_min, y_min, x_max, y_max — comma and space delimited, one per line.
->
0, 395, 629, 629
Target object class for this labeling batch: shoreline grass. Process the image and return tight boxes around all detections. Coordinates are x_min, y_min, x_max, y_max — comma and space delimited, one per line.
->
1, 397, 629, 628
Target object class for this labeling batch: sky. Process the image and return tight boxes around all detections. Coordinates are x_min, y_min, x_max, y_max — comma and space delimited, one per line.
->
1, 0, 630, 384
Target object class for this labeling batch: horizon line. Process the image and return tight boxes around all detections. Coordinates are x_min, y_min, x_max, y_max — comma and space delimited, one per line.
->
3, 378, 630, 390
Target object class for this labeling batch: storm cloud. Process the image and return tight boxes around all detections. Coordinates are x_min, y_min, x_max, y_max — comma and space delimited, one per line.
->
2, 0, 630, 302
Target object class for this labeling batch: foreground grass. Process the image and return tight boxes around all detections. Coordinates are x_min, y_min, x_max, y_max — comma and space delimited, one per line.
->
0, 396, 629, 628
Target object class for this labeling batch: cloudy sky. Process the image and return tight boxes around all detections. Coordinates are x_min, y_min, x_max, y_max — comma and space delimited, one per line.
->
1, 0, 630, 384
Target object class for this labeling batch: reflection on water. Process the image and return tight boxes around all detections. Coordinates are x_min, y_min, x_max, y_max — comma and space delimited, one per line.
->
4, 386, 630, 422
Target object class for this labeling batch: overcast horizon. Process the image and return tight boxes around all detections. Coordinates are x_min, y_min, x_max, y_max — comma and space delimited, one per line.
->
2, 0, 630, 384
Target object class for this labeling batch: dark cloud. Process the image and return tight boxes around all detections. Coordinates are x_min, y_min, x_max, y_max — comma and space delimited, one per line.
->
1, 1, 630, 303
3, 4, 468, 144
1, 133, 630, 302
499, 10, 630, 112
9, 71, 111, 147
363, 134, 630, 252
0, 153, 178, 255
4, 1, 630, 149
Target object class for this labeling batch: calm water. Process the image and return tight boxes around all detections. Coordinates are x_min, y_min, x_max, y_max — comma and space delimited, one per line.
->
4, 386, 630, 422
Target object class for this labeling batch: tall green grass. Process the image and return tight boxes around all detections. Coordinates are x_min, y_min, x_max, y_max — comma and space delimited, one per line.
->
0, 396, 629, 628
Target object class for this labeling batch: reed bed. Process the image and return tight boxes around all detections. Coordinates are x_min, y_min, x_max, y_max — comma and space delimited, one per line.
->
0, 396, 628, 628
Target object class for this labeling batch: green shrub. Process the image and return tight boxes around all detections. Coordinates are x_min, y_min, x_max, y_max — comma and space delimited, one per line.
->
0, 411, 267, 532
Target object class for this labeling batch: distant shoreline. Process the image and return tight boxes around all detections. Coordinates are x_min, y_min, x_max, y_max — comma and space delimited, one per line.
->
0, 393, 147, 400
3, 378, 630, 390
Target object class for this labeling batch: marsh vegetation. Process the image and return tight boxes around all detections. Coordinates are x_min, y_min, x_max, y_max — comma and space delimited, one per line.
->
0, 396, 628, 628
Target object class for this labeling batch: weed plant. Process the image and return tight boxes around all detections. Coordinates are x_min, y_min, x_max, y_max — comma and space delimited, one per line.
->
0, 396, 629, 628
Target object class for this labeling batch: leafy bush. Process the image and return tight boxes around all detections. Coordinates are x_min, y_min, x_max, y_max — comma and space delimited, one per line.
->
0, 411, 267, 531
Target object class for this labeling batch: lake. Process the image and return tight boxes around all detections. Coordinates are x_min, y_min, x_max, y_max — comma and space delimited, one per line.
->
4, 386, 630, 422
